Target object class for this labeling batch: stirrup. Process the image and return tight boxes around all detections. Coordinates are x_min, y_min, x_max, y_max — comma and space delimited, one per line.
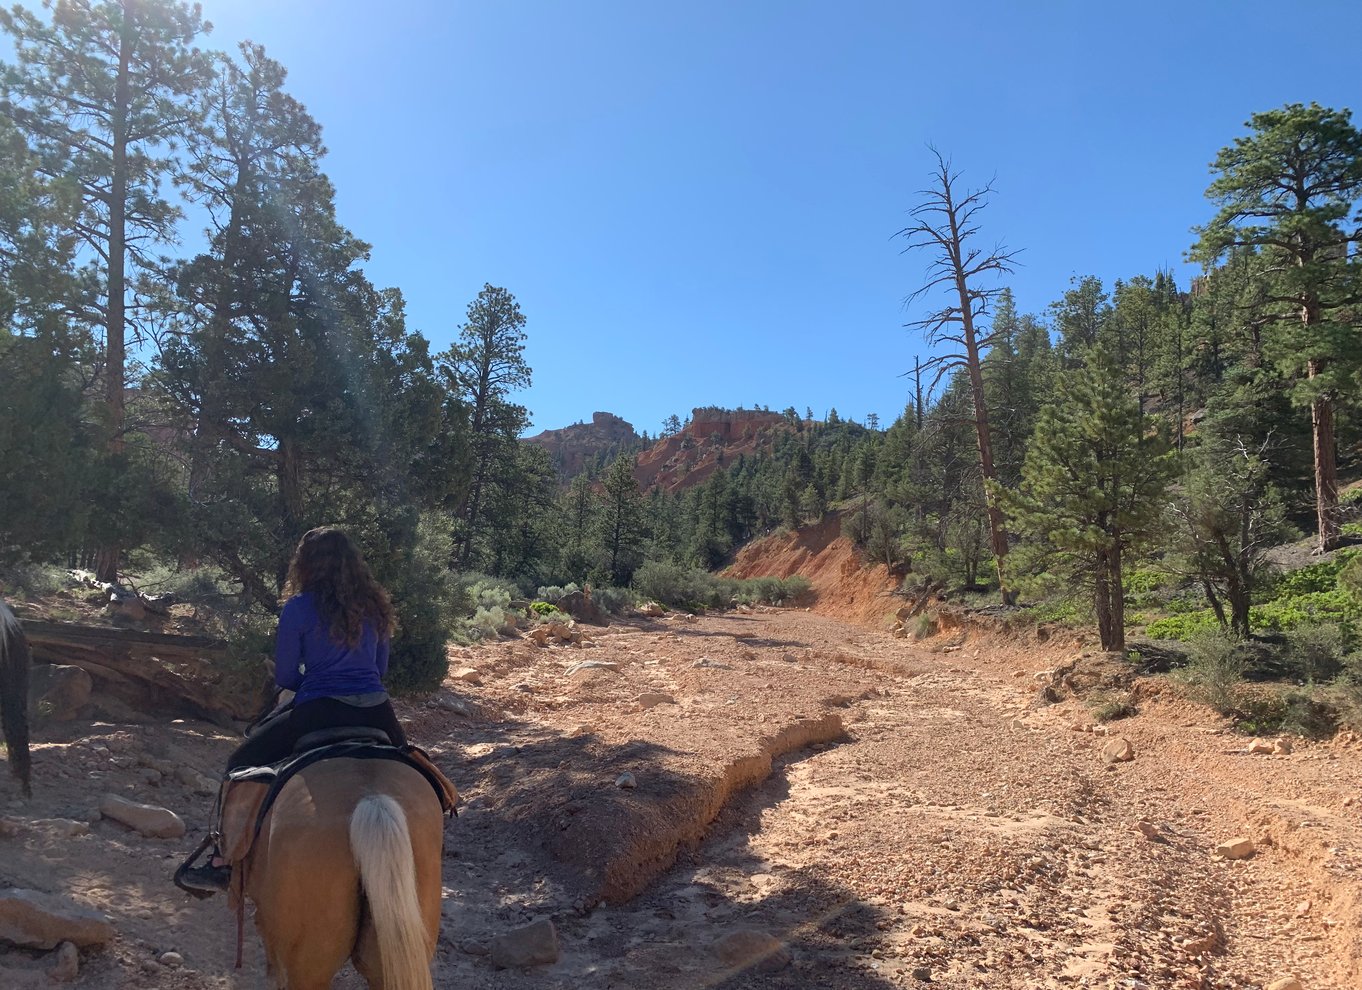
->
174, 834, 228, 898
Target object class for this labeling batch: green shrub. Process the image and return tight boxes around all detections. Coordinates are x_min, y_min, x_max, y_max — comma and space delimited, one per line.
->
1146, 609, 1222, 641
4, 563, 69, 597
536, 583, 580, 602
1252, 589, 1361, 645
1281, 623, 1347, 682
1026, 598, 1085, 626
1173, 628, 1245, 716
633, 561, 719, 609
529, 601, 559, 617
593, 585, 639, 615
1331, 654, 1362, 732
1091, 692, 1139, 723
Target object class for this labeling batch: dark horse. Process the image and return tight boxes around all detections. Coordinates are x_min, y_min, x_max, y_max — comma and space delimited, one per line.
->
0, 597, 31, 796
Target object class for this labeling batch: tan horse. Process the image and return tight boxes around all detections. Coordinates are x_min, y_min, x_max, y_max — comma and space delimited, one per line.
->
240, 757, 444, 990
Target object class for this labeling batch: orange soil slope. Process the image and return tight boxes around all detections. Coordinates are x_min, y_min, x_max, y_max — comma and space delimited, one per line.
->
725, 513, 901, 627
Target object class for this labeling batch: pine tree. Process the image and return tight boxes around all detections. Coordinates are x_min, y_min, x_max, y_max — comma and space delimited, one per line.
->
437, 284, 531, 568
1193, 103, 1362, 551
600, 454, 645, 585
999, 349, 1176, 651
2, 0, 209, 579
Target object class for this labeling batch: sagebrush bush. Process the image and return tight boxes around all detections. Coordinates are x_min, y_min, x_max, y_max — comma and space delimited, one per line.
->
1282, 623, 1347, 682
1174, 628, 1245, 716
592, 585, 639, 615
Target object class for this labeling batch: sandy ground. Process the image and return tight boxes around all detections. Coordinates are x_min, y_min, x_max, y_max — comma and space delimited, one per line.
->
2, 607, 1359, 989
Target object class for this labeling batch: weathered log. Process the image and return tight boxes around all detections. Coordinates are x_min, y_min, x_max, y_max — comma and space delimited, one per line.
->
19, 620, 264, 725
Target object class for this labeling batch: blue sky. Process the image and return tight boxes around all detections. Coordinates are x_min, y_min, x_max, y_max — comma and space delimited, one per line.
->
195, 0, 1361, 435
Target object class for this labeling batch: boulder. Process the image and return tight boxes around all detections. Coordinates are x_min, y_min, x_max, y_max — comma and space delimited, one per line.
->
637, 601, 666, 617
1272, 737, 1293, 755
1245, 738, 1274, 755
1266, 979, 1303, 990
98, 794, 185, 839
615, 772, 637, 789
452, 667, 482, 685
1214, 837, 1255, 860
635, 692, 676, 711
564, 660, 619, 678
0, 889, 114, 949
1101, 738, 1135, 764
712, 929, 790, 974
489, 918, 560, 968
28, 664, 93, 721
556, 591, 609, 627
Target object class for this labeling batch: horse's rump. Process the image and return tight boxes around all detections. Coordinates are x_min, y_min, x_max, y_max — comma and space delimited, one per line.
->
245, 758, 443, 989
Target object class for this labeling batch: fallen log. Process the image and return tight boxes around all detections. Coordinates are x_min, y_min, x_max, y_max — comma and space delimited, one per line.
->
19, 620, 265, 725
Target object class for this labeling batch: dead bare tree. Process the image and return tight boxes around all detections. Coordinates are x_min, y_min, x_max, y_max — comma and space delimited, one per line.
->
897, 150, 1022, 605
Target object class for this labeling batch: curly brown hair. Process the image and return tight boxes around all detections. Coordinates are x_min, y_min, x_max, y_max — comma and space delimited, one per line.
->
282, 527, 396, 646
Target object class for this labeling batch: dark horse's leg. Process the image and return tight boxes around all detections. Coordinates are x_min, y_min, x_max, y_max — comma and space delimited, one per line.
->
0, 599, 31, 797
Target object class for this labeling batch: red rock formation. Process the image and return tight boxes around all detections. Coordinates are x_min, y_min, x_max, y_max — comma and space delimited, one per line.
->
525, 412, 641, 480
633, 408, 791, 492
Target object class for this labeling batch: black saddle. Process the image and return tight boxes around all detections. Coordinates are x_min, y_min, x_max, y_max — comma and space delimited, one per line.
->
292, 725, 393, 753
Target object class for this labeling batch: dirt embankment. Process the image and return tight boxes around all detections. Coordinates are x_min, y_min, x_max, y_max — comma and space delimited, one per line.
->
726, 512, 902, 626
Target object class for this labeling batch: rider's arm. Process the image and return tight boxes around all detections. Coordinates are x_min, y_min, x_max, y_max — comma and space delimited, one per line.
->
274, 598, 306, 691
375, 634, 390, 680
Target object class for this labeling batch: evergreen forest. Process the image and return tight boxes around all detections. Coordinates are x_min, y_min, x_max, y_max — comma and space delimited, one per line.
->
3, 0, 1361, 714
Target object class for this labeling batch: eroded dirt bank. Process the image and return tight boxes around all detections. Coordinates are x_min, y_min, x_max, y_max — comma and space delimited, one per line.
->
1, 609, 1358, 989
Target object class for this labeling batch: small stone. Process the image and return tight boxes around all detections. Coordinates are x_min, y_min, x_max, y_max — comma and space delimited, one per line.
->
32, 818, 90, 837
911, 965, 933, 981
564, 660, 619, 677
1135, 820, 1165, 842
615, 772, 637, 789
452, 667, 482, 685
942, 899, 960, 911
140, 959, 161, 974
1265, 979, 1302, 990
712, 929, 791, 973
460, 939, 489, 955
1246, 738, 1274, 755
1295, 899, 1311, 917
49, 941, 79, 982
635, 692, 676, 711
158, 951, 183, 968
489, 918, 559, 968
1101, 738, 1135, 764
0, 817, 20, 838
1214, 837, 1255, 860
1273, 737, 1293, 755
98, 794, 185, 838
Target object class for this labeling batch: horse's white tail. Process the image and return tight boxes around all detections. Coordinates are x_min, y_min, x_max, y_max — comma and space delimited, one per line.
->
349, 794, 432, 990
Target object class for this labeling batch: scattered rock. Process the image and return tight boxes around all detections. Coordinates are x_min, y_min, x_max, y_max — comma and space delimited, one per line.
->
615, 772, 637, 789
158, 951, 183, 968
911, 965, 933, 981
1265, 979, 1303, 990
97, 794, 185, 838
49, 941, 79, 982
0, 889, 114, 949
1246, 738, 1274, 755
635, 692, 676, 710
173, 765, 219, 796
489, 918, 560, 968
565, 660, 619, 677
637, 601, 666, 617
0, 818, 20, 839
1295, 899, 1311, 917
1214, 837, 1255, 860
31, 819, 89, 838
1273, 737, 1293, 755
452, 667, 482, 685
460, 939, 489, 955
1134, 820, 1166, 843
1101, 738, 1135, 764
712, 929, 790, 973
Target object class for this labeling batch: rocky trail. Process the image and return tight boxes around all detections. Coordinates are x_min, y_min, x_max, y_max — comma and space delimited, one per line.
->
1, 608, 1358, 989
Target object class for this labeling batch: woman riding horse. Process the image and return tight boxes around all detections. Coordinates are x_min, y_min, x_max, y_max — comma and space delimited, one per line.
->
182, 528, 445, 989
0, 594, 32, 797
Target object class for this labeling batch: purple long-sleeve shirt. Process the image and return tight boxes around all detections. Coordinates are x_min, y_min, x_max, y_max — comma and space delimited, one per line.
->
274, 592, 390, 705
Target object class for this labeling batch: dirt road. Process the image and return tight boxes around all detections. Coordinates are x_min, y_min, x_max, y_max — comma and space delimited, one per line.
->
2, 608, 1358, 988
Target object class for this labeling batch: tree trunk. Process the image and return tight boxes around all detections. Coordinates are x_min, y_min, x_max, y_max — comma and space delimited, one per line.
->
1093, 553, 1117, 651
96, 19, 135, 584
1309, 365, 1340, 551
1107, 541, 1126, 653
